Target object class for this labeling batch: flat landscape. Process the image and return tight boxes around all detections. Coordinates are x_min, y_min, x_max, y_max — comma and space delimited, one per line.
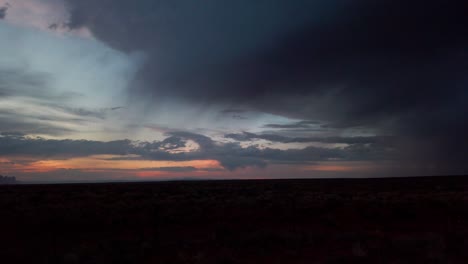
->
1, 176, 468, 264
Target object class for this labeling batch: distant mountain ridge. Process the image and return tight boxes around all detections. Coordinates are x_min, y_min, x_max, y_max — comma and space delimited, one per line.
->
0, 175, 16, 184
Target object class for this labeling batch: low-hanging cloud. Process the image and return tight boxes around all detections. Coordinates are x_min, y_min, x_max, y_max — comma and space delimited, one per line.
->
0, 4, 7, 19
62, 0, 468, 175
1, 0, 467, 179
225, 132, 394, 145
0, 132, 397, 171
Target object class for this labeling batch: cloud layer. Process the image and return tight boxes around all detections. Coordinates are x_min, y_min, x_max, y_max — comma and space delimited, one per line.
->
62, 0, 468, 175
0, 20, 145, 140
1, 0, 467, 180
0, 131, 396, 170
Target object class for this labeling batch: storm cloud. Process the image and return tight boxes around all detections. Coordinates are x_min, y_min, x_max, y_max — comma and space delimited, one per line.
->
0, 132, 396, 170
1, 0, 467, 180
225, 132, 393, 145
0, 4, 7, 19
61, 0, 468, 175
64, 1, 468, 112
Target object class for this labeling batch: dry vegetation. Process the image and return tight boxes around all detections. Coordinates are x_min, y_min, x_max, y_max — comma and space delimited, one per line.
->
1, 177, 468, 263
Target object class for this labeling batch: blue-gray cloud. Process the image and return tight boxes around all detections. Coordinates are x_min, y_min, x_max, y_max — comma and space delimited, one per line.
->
63, 0, 468, 175
1, 0, 465, 178
263, 121, 321, 129
0, 132, 398, 171
0, 21, 147, 139
225, 132, 394, 145
0, 5, 7, 19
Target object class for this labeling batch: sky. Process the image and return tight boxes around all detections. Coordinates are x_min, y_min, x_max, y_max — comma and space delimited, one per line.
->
0, 0, 467, 182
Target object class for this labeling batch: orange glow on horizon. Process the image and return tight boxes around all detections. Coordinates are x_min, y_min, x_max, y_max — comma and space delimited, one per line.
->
303, 162, 374, 172
0, 155, 223, 174
31, 156, 222, 171
2, 155, 385, 181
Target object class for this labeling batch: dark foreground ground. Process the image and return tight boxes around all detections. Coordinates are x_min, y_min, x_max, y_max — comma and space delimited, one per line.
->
1, 177, 468, 264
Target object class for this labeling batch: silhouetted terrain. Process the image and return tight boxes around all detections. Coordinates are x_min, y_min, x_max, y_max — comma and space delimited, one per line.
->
0, 175, 16, 184
1, 176, 468, 263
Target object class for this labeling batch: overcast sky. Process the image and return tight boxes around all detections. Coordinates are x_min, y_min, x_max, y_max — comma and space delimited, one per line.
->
1, 0, 467, 182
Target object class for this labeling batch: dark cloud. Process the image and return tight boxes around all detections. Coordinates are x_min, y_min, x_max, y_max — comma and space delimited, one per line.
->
166, 131, 216, 150
0, 131, 25, 138
60, 106, 126, 120
64, 0, 349, 100
219, 109, 250, 120
157, 136, 187, 151
65, 1, 468, 109
64, 0, 468, 175
225, 132, 394, 145
149, 132, 397, 169
231, 115, 248, 120
263, 121, 321, 129
0, 132, 397, 170
0, 134, 133, 157
220, 109, 248, 114
60, 1, 468, 174
0, 116, 76, 136
0, 5, 7, 20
